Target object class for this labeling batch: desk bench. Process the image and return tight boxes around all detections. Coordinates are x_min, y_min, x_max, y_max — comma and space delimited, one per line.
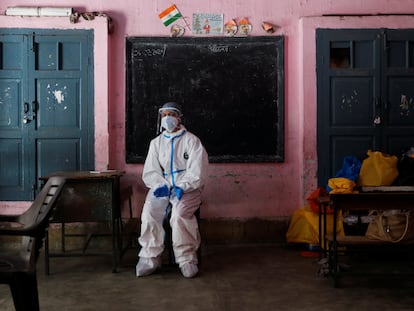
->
40, 170, 131, 274
320, 188, 414, 287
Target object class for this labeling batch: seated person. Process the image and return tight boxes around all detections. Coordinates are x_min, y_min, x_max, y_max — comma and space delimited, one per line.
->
136, 102, 209, 278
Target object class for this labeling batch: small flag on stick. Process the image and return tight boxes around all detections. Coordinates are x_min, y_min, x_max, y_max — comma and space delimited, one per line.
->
159, 5, 182, 27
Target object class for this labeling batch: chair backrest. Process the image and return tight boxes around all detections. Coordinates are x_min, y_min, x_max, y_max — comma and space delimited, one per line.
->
18, 176, 66, 264
18, 176, 66, 235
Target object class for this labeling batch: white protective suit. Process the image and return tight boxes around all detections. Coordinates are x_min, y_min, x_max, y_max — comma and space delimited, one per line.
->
138, 126, 209, 266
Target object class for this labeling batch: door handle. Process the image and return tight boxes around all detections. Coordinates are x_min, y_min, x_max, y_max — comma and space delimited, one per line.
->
23, 101, 37, 123
23, 115, 30, 124
31, 101, 37, 118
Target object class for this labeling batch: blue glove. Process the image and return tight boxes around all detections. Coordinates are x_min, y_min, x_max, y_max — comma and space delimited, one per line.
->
173, 186, 184, 200
153, 185, 170, 198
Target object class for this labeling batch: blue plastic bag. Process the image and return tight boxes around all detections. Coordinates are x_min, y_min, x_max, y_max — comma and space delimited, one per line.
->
327, 156, 361, 192
334, 156, 361, 182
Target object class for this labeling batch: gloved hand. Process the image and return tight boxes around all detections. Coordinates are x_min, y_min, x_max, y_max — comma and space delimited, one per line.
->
173, 186, 184, 200
153, 185, 170, 198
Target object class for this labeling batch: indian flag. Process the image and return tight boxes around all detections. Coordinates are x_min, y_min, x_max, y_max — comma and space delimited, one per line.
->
159, 5, 182, 26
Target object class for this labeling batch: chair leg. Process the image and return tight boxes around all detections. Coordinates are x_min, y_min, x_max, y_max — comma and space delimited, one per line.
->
195, 208, 202, 266
10, 272, 40, 311
163, 204, 175, 265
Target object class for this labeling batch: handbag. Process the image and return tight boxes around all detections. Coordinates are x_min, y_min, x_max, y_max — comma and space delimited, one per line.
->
365, 209, 414, 243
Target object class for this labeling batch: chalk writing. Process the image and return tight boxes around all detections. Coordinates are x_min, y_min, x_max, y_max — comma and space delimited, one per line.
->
131, 47, 166, 58
208, 45, 229, 53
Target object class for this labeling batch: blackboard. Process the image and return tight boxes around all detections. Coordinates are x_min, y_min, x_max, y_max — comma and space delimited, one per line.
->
125, 36, 284, 163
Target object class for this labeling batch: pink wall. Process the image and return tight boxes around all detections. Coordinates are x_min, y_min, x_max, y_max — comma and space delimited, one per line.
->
1, 1, 414, 220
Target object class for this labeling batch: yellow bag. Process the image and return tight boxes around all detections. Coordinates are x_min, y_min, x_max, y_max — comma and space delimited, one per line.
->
328, 177, 356, 194
286, 205, 344, 248
358, 150, 398, 186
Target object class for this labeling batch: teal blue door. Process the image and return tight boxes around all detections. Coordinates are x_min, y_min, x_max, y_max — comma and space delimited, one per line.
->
0, 29, 94, 200
316, 29, 414, 187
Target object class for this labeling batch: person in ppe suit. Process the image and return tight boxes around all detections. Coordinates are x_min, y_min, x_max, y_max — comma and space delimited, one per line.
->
136, 102, 209, 278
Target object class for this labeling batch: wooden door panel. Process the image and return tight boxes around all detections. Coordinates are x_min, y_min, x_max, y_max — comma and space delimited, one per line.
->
0, 34, 24, 70
36, 138, 80, 178
0, 80, 25, 197
0, 33, 31, 199
385, 76, 414, 155
33, 32, 93, 190
386, 77, 414, 126
0, 79, 21, 128
317, 28, 414, 187
0, 139, 23, 191
0, 30, 93, 201
35, 36, 83, 71
317, 29, 380, 186
382, 30, 414, 155
37, 78, 81, 129
331, 77, 375, 127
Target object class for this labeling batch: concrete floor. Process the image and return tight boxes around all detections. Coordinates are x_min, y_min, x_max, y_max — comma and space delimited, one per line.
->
1, 244, 414, 311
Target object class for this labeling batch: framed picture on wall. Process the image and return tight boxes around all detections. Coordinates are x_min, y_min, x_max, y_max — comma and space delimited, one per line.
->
192, 13, 223, 35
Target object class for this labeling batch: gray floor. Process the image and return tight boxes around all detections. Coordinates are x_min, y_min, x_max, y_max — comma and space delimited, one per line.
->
1, 244, 414, 311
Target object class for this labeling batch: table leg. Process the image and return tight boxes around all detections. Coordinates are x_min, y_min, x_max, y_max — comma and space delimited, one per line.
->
45, 231, 50, 275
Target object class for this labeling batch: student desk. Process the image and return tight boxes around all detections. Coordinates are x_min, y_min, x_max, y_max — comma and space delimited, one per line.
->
319, 188, 414, 287
40, 170, 125, 274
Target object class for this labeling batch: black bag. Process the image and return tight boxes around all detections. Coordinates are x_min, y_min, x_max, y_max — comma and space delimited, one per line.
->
394, 154, 414, 186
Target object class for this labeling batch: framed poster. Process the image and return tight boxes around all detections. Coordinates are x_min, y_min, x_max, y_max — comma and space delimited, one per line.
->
192, 13, 223, 35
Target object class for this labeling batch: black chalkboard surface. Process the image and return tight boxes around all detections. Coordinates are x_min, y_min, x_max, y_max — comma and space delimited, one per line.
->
125, 36, 284, 163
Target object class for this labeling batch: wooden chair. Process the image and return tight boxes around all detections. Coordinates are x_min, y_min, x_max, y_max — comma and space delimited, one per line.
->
0, 176, 66, 311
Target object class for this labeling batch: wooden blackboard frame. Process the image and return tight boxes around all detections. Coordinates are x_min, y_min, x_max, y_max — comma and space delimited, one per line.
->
125, 36, 284, 163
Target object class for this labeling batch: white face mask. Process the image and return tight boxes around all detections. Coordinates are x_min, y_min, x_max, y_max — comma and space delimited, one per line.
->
161, 115, 178, 132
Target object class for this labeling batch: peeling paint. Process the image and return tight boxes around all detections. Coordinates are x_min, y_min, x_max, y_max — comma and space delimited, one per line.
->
400, 94, 412, 117
53, 90, 65, 104
0, 86, 12, 104
340, 89, 358, 112
45, 83, 68, 106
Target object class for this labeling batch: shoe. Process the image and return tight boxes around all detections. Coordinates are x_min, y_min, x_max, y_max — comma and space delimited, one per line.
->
136, 257, 162, 277
180, 262, 198, 278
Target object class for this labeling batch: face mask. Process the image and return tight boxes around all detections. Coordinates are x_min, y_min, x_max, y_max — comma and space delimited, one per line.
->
161, 115, 178, 132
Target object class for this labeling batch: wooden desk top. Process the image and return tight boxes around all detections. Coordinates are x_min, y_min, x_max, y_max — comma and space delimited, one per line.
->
40, 170, 125, 180
328, 190, 414, 211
